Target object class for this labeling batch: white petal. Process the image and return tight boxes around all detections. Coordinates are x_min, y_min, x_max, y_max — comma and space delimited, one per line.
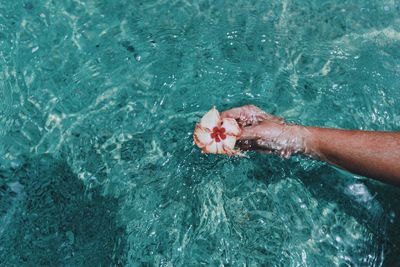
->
221, 135, 236, 150
204, 141, 217, 154
193, 125, 212, 148
217, 142, 225, 153
221, 118, 241, 136
200, 107, 220, 130
204, 141, 225, 154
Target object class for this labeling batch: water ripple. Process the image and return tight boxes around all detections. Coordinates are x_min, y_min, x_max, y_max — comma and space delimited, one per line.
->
0, 0, 400, 266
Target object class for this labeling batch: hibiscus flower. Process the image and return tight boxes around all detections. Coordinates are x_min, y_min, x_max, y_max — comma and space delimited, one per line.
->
193, 107, 242, 155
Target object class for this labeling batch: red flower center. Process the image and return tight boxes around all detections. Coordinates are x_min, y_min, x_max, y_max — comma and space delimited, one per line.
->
210, 126, 226, 143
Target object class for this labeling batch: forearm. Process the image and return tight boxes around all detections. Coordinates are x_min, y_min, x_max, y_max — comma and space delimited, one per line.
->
299, 126, 400, 185
220, 104, 400, 185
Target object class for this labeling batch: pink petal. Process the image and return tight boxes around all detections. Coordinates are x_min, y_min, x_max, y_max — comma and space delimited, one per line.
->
200, 107, 220, 131
221, 118, 241, 136
193, 125, 213, 148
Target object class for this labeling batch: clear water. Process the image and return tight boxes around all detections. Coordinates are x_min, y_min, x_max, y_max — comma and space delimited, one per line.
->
1, 0, 400, 266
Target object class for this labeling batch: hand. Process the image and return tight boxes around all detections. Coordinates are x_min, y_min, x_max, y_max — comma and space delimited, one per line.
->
221, 105, 307, 158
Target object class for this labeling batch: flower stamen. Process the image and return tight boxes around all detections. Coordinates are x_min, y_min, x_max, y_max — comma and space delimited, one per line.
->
211, 126, 227, 142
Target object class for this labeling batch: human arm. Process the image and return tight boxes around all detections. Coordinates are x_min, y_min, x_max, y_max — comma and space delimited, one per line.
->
221, 105, 400, 186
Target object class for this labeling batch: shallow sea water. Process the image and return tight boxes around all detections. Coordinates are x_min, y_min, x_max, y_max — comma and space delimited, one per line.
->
1, 0, 400, 266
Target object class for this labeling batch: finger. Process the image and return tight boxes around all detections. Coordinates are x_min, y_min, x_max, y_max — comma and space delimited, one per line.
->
221, 104, 264, 117
220, 107, 245, 120
221, 108, 250, 127
221, 105, 264, 127
244, 105, 285, 124
221, 105, 284, 127
263, 114, 285, 124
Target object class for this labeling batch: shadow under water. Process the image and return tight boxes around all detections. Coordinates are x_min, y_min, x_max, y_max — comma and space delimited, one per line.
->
0, 154, 126, 266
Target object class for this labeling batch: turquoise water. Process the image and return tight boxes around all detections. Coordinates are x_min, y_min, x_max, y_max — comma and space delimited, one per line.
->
1, 0, 400, 266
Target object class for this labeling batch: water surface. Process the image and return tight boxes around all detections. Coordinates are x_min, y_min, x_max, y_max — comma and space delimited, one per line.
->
1, 0, 400, 266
